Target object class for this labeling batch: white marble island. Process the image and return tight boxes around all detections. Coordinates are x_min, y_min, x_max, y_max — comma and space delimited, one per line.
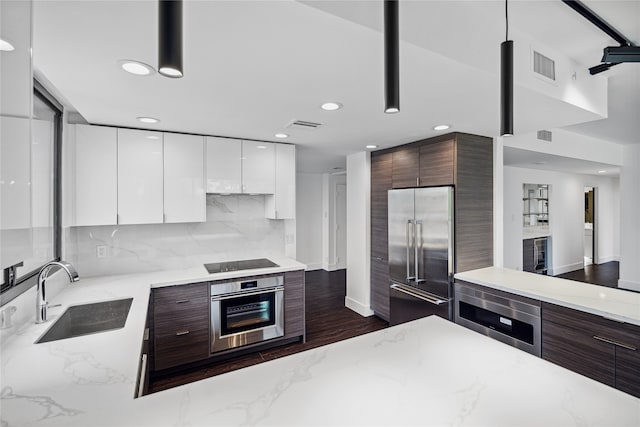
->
3, 291, 639, 427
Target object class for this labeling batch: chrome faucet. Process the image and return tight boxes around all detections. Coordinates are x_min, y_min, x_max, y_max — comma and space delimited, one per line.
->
36, 261, 79, 324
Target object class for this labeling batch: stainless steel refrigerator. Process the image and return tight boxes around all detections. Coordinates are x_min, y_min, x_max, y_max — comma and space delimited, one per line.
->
388, 186, 454, 326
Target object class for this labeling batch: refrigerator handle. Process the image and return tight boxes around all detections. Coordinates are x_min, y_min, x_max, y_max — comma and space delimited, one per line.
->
415, 220, 423, 282
406, 219, 415, 281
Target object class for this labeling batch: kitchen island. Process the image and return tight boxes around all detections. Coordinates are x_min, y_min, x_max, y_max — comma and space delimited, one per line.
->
2, 262, 638, 427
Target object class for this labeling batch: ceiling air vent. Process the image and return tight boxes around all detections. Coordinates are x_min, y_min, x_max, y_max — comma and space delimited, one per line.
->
537, 130, 552, 142
533, 51, 556, 81
286, 120, 323, 131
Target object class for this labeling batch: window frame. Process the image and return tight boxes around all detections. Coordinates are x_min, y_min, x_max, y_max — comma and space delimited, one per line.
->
0, 81, 63, 305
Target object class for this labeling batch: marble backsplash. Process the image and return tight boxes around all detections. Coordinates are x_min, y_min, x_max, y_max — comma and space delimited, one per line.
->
64, 195, 286, 277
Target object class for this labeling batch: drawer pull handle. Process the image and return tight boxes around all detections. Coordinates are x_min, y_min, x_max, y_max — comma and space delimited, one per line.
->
175, 330, 190, 336
175, 299, 190, 304
593, 335, 637, 351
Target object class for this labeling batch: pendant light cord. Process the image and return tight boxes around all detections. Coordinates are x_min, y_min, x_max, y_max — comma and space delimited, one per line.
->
505, 0, 509, 41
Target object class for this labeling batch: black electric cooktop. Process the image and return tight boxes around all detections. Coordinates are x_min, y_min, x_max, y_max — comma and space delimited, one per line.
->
204, 258, 279, 274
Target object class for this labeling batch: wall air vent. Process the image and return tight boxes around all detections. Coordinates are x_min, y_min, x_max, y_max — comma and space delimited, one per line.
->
533, 51, 556, 81
537, 130, 552, 142
286, 120, 323, 131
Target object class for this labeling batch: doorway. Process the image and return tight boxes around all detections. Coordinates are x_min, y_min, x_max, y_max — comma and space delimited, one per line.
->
584, 187, 596, 266
334, 183, 347, 269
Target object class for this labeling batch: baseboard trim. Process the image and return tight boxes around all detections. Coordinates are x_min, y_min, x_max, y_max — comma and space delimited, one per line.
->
618, 279, 640, 292
596, 255, 620, 264
345, 296, 374, 317
552, 262, 585, 276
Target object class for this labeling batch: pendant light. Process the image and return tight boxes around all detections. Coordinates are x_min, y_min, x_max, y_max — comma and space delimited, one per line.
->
500, 0, 513, 136
384, 0, 399, 113
158, 0, 183, 78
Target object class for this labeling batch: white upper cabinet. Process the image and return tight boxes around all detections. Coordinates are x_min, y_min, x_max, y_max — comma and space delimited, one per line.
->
266, 144, 296, 219
117, 128, 164, 225
242, 140, 275, 194
206, 136, 241, 194
73, 124, 118, 226
164, 133, 206, 223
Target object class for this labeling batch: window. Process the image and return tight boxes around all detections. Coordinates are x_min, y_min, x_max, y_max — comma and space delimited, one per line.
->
0, 83, 62, 304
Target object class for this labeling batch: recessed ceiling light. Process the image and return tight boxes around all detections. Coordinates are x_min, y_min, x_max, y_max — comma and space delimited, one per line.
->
598, 170, 607, 174
321, 102, 342, 111
146, 135, 160, 140
0, 38, 15, 52
256, 145, 267, 149
275, 133, 289, 138
366, 145, 378, 149
433, 124, 450, 131
385, 107, 399, 114
119, 60, 155, 76
137, 117, 159, 124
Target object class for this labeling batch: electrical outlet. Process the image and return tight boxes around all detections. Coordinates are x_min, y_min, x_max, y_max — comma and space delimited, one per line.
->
96, 245, 108, 258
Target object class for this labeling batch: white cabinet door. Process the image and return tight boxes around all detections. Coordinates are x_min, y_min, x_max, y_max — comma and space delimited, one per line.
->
164, 133, 206, 223
242, 140, 275, 194
206, 136, 241, 194
265, 144, 296, 219
117, 128, 164, 224
74, 125, 118, 226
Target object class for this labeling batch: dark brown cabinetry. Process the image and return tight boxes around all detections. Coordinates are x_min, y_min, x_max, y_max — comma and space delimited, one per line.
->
370, 152, 392, 320
391, 146, 419, 188
150, 270, 306, 373
284, 270, 306, 341
152, 283, 210, 371
370, 133, 493, 320
542, 302, 640, 397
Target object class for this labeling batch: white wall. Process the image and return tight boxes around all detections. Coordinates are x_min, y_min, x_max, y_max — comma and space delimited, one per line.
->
296, 173, 324, 270
504, 166, 619, 275
619, 144, 640, 291
345, 152, 373, 317
504, 129, 624, 166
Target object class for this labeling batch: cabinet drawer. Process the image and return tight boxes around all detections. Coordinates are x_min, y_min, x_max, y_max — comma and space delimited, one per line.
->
154, 297, 209, 338
543, 302, 639, 345
154, 327, 210, 370
542, 316, 615, 386
153, 283, 208, 306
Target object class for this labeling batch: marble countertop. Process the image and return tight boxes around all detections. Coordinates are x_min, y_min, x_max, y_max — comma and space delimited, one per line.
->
3, 309, 639, 426
455, 267, 640, 326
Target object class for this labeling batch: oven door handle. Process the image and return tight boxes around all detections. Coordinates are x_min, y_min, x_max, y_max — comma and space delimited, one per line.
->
211, 286, 284, 301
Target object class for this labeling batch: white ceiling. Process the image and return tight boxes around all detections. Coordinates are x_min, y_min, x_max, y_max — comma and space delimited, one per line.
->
32, 0, 639, 173
503, 146, 621, 176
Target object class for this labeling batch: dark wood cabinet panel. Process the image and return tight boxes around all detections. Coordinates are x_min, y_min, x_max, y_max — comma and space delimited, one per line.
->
616, 346, 640, 397
419, 139, 454, 187
542, 315, 615, 386
454, 134, 493, 272
370, 256, 390, 321
542, 302, 640, 398
153, 282, 208, 306
153, 291, 210, 371
284, 270, 305, 340
371, 152, 392, 260
371, 152, 392, 321
392, 146, 419, 189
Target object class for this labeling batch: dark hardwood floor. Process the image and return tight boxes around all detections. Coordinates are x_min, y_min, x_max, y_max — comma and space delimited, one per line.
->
555, 261, 619, 288
148, 269, 388, 394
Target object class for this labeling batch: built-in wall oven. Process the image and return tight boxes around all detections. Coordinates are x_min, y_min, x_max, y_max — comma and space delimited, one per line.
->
210, 275, 284, 354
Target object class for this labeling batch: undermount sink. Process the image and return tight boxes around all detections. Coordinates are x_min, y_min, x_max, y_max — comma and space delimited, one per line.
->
36, 298, 133, 344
